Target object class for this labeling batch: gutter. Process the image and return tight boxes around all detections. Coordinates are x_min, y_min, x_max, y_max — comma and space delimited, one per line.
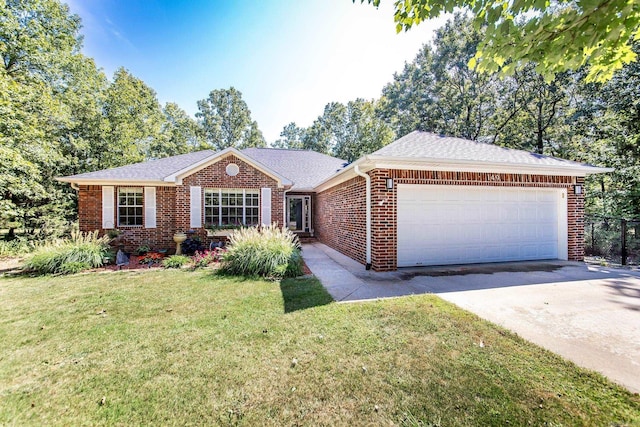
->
353, 165, 372, 270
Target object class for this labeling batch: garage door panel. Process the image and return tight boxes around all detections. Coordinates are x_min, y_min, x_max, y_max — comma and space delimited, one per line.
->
397, 185, 565, 267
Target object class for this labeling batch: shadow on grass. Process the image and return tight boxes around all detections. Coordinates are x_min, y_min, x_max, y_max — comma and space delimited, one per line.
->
280, 277, 334, 313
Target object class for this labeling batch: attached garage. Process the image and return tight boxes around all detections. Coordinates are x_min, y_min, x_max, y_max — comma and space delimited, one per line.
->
397, 185, 568, 267
313, 131, 612, 271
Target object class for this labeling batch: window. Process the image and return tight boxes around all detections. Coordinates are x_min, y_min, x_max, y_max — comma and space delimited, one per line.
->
118, 187, 143, 226
204, 189, 259, 226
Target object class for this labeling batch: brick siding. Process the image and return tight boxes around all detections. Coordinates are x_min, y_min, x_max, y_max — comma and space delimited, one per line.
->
314, 169, 586, 272
77, 154, 284, 251
314, 176, 367, 265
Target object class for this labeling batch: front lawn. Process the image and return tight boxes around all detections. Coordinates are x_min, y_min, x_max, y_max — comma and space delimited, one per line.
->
0, 270, 638, 425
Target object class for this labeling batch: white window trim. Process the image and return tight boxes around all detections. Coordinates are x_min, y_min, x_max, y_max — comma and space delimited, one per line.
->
204, 188, 260, 227
117, 187, 144, 227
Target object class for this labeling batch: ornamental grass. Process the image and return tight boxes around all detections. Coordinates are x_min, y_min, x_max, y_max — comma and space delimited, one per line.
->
23, 230, 110, 275
219, 224, 302, 278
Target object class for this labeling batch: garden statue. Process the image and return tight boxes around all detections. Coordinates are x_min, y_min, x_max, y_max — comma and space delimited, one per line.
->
116, 247, 129, 269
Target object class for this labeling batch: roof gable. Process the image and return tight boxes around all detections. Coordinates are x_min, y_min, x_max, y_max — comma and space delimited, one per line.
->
165, 147, 293, 187
57, 147, 346, 190
369, 131, 598, 169
315, 131, 612, 191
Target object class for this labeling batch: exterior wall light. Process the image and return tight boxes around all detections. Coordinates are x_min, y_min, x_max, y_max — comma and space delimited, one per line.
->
574, 184, 583, 195
386, 178, 394, 190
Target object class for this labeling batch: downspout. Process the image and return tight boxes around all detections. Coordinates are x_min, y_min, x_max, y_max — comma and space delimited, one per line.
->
71, 182, 79, 191
353, 165, 372, 270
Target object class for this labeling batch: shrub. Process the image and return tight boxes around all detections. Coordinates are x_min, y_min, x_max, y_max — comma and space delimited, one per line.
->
0, 238, 34, 257
58, 262, 91, 275
181, 236, 204, 255
191, 250, 214, 269
219, 225, 302, 278
24, 231, 110, 275
162, 255, 190, 269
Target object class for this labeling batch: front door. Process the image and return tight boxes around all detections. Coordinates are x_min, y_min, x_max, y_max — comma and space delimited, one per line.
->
287, 196, 311, 232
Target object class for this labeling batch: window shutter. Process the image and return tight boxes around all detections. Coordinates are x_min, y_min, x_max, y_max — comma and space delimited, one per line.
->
102, 186, 114, 229
190, 186, 202, 228
261, 188, 271, 226
144, 187, 156, 229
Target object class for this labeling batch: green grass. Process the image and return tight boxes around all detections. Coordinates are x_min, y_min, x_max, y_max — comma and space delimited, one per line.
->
0, 270, 638, 426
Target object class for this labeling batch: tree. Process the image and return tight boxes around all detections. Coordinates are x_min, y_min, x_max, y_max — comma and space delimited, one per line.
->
0, 0, 85, 237
334, 99, 395, 162
489, 65, 572, 154
56, 55, 109, 175
243, 121, 267, 148
196, 87, 264, 150
360, 0, 640, 82
302, 99, 394, 161
102, 67, 164, 167
378, 51, 438, 137
272, 122, 306, 149
379, 15, 498, 140
150, 102, 203, 158
1, 0, 82, 84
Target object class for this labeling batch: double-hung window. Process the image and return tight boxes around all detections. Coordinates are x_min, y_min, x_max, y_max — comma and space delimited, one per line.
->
204, 189, 259, 227
118, 187, 143, 226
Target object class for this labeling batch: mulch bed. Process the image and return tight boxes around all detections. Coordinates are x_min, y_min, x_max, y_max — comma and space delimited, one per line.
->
102, 256, 314, 276
103, 254, 165, 271
301, 259, 312, 275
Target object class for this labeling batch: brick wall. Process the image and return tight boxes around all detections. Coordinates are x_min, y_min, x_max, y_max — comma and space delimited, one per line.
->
568, 176, 585, 261
178, 154, 284, 242
76, 154, 284, 251
78, 185, 177, 251
314, 169, 586, 272
78, 185, 102, 232
314, 176, 367, 265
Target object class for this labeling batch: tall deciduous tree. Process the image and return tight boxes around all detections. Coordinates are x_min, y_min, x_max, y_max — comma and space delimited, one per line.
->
102, 67, 164, 167
151, 102, 203, 158
1, 0, 82, 83
196, 87, 265, 150
379, 15, 498, 140
0, 0, 84, 236
334, 99, 395, 162
489, 65, 572, 154
244, 120, 267, 148
272, 122, 306, 149
359, 0, 640, 82
302, 99, 394, 161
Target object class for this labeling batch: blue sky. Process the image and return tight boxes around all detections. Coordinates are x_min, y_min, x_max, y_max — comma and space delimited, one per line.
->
65, 0, 444, 143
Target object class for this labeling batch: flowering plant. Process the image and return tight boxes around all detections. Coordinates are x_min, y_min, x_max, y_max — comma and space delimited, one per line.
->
139, 252, 163, 265
191, 248, 226, 268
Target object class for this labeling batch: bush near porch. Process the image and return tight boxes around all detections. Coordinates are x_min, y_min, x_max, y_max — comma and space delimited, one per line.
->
219, 225, 302, 278
0, 270, 638, 426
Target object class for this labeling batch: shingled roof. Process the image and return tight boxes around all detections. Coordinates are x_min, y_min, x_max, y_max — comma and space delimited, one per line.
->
242, 148, 346, 190
369, 131, 603, 170
58, 147, 346, 190
315, 131, 611, 191
59, 150, 217, 182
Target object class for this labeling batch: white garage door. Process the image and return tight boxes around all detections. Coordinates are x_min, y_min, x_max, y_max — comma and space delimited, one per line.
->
397, 185, 568, 267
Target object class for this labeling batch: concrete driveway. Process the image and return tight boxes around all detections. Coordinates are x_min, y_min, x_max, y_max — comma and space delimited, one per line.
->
303, 243, 640, 393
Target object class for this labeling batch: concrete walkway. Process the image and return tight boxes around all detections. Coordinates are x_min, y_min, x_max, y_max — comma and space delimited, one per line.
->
301, 242, 640, 393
